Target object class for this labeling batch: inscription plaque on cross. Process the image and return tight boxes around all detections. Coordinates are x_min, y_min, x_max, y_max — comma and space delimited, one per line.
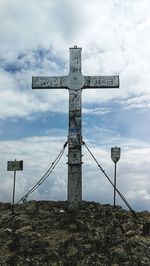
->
32, 45, 119, 209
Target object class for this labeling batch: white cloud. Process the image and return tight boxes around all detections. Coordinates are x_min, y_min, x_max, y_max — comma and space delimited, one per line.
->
83, 107, 112, 115
121, 95, 150, 110
0, 65, 69, 119
0, 0, 149, 117
126, 190, 150, 201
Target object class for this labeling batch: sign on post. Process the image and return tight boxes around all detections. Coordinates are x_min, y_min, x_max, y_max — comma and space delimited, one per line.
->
111, 147, 121, 207
7, 160, 23, 171
7, 160, 23, 206
111, 147, 121, 164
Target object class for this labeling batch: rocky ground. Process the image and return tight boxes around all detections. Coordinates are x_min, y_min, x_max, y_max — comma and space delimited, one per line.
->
0, 201, 150, 266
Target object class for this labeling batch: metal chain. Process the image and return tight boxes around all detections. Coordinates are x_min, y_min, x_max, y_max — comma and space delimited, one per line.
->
82, 141, 141, 224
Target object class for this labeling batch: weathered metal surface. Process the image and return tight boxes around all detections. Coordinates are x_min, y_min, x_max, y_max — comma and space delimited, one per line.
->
70, 116, 81, 134
68, 88, 82, 208
69, 46, 82, 73
32, 45, 120, 209
7, 160, 23, 171
111, 146, 121, 163
69, 90, 81, 110
84, 75, 119, 88
66, 72, 85, 90
32, 76, 67, 89
68, 165, 82, 208
68, 149, 81, 164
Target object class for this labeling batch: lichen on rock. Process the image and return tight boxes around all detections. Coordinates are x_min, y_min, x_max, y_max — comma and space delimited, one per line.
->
0, 201, 150, 265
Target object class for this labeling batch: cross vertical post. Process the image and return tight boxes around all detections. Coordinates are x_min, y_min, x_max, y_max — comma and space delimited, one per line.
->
67, 47, 83, 208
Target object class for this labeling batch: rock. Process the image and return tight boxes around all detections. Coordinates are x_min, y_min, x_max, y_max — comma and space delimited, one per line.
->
0, 201, 149, 265
59, 209, 65, 213
15, 225, 33, 234
142, 222, 150, 236
4, 228, 13, 233
124, 229, 136, 236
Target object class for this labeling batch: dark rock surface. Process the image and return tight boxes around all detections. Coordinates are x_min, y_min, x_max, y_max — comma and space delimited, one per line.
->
0, 201, 150, 265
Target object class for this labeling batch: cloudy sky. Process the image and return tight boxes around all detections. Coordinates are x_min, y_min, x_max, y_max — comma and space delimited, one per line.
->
0, 0, 150, 211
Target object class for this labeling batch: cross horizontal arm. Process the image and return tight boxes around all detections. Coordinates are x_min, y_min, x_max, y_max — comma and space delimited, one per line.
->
84, 75, 119, 88
32, 76, 67, 89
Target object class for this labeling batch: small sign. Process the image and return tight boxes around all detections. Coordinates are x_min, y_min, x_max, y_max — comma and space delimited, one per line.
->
7, 160, 23, 171
111, 147, 121, 163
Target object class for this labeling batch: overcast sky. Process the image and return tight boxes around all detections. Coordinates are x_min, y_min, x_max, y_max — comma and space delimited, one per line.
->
0, 0, 150, 211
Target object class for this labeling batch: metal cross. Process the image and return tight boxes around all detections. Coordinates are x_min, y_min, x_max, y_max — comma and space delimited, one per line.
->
32, 45, 119, 209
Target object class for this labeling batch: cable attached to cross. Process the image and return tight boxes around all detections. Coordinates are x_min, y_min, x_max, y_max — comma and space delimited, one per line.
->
16, 141, 68, 204
82, 141, 142, 224
15, 137, 141, 223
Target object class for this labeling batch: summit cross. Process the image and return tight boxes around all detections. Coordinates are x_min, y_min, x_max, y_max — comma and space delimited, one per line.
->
32, 45, 119, 209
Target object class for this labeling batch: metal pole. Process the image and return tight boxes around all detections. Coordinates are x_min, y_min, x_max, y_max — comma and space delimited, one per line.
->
68, 47, 82, 209
114, 162, 117, 207
12, 170, 16, 206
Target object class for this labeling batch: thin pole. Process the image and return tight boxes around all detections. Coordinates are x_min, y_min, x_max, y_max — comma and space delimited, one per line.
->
114, 162, 117, 207
12, 170, 16, 206
83, 142, 141, 223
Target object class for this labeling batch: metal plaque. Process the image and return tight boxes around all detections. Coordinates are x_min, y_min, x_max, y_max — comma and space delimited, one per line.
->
7, 160, 23, 171
66, 72, 85, 90
32, 76, 67, 89
84, 75, 119, 88
111, 147, 121, 163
